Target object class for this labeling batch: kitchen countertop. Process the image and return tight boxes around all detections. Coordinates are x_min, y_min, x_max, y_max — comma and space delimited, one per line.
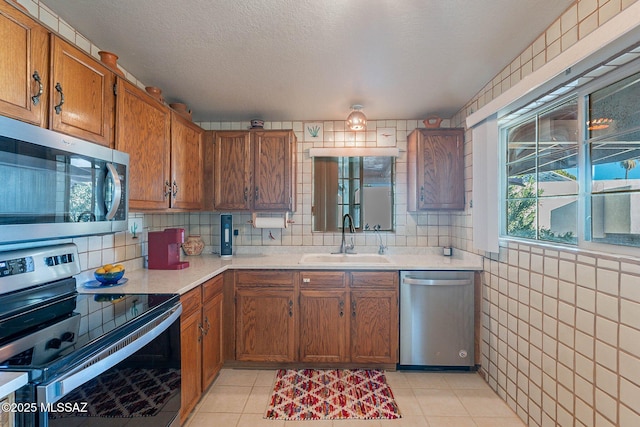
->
0, 371, 28, 398
77, 250, 483, 296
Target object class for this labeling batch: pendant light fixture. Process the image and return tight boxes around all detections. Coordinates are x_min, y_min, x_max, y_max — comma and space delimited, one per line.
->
347, 104, 367, 130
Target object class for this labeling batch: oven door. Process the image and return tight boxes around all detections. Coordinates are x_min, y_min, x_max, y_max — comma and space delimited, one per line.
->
18, 303, 181, 427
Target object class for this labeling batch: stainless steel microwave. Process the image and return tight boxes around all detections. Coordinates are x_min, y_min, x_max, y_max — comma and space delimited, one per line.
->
0, 115, 129, 244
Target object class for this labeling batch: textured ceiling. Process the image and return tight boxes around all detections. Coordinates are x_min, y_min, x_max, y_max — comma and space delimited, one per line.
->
42, 0, 574, 122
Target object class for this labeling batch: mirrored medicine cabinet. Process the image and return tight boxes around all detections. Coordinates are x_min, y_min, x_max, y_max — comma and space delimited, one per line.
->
312, 155, 395, 232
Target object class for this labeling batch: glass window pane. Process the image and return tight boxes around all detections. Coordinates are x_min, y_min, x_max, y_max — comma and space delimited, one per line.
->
588, 71, 640, 140
504, 98, 578, 244
538, 196, 577, 244
590, 192, 640, 247
506, 195, 537, 239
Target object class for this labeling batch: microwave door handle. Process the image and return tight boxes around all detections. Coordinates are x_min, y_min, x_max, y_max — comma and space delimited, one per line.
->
105, 163, 122, 220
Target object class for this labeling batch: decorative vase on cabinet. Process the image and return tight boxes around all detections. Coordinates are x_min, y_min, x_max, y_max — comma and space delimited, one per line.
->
182, 235, 205, 256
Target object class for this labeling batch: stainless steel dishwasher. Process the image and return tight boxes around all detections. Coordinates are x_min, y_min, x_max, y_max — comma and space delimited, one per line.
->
399, 271, 475, 368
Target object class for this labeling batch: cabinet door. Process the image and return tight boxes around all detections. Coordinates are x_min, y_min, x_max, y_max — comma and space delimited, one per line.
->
350, 289, 398, 364
50, 36, 115, 147
202, 275, 224, 390
235, 288, 295, 362
170, 112, 203, 210
180, 288, 202, 423
115, 78, 171, 210
0, 2, 48, 127
214, 131, 252, 210
253, 130, 295, 211
299, 289, 348, 363
408, 128, 464, 210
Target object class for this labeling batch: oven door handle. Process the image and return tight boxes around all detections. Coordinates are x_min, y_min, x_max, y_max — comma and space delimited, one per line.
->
37, 304, 181, 404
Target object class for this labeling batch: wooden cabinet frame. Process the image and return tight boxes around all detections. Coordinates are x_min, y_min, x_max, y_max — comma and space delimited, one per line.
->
213, 130, 296, 212
0, 1, 49, 127
408, 128, 465, 210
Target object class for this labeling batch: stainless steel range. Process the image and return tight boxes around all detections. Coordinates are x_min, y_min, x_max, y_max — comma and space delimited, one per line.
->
0, 244, 182, 427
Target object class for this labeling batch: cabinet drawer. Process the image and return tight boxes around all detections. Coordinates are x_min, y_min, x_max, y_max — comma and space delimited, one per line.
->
235, 270, 294, 287
350, 271, 398, 289
202, 275, 223, 303
180, 287, 201, 318
300, 271, 346, 288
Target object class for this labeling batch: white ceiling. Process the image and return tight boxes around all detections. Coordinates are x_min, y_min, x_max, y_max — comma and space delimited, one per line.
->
42, 0, 574, 122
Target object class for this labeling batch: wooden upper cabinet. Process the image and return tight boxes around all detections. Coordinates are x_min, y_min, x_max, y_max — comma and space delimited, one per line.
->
171, 111, 204, 210
0, 2, 49, 127
213, 130, 296, 212
407, 128, 465, 210
50, 36, 115, 147
115, 78, 171, 210
253, 130, 295, 211
213, 131, 252, 210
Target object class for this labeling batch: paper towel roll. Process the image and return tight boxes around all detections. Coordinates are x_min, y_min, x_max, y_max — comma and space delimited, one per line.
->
252, 217, 287, 229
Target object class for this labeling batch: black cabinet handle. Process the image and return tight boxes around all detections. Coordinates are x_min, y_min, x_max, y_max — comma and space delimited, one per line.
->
164, 181, 171, 199
54, 82, 64, 114
32, 71, 43, 105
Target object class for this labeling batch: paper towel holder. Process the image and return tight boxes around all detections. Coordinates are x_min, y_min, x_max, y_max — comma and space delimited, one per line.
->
249, 212, 295, 228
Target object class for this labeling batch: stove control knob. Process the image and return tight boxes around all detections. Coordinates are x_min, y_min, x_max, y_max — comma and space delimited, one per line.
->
45, 338, 62, 350
60, 332, 75, 342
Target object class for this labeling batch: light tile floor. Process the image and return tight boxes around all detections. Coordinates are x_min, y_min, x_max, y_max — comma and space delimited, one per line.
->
185, 368, 527, 427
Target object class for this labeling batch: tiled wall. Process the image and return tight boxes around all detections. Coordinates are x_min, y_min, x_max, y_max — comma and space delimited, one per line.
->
12, 1, 640, 425
448, 0, 640, 426
193, 119, 453, 254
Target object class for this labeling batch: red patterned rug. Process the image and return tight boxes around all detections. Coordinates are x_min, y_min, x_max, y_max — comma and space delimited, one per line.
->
264, 368, 401, 420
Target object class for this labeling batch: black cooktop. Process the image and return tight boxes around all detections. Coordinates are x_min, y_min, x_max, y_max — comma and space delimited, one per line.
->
0, 288, 179, 375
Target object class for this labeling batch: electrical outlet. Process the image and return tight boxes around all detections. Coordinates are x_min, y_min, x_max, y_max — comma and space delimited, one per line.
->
128, 218, 144, 237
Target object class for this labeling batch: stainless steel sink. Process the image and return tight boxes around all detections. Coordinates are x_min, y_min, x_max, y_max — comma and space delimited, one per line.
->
298, 253, 393, 265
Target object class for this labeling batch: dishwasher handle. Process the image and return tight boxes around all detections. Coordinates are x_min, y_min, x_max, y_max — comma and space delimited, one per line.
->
402, 277, 471, 286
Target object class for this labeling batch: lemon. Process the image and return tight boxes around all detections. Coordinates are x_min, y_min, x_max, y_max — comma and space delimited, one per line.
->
110, 266, 123, 273
96, 268, 106, 274
102, 264, 114, 272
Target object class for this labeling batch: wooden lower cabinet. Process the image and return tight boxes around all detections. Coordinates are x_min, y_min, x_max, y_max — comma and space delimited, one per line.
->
180, 275, 224, 423
350, 272, 399, 364
179, 287, 202, 423
350, 289, 398, 364
235, 287, 296, 362
234, 270, 398, 366
235, 270, 296, 362
202, 291, 224, 387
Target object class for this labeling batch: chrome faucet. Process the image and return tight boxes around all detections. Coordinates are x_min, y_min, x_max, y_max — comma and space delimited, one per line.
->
338, 213, 356, 254
373, 224, 387, 254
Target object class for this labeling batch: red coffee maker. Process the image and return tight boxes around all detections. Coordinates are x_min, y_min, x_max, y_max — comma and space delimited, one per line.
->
148, 228, 190, 270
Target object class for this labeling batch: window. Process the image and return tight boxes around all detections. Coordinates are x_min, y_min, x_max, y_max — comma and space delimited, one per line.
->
501, 66, 640, 250
586, 71, 640, 247
504, 100, 579, 244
